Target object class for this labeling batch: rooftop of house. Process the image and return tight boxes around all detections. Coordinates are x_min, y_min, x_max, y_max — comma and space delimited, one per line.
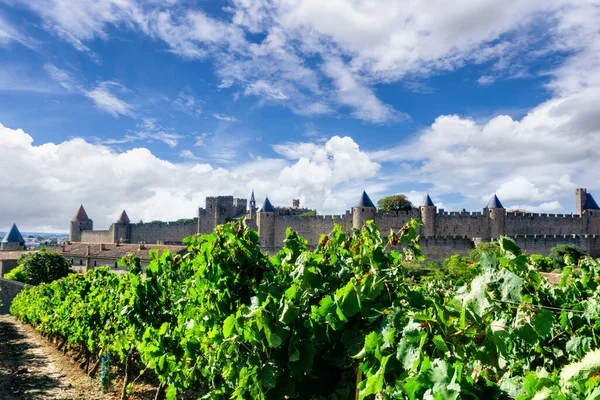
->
54, 243, 187, 261
0, 250, 36, 261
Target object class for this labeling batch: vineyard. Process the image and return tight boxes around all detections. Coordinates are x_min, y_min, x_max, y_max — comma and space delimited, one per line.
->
10, 219, 600, 399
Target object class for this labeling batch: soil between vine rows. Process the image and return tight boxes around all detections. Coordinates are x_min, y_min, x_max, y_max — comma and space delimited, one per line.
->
0, 315, 159, 399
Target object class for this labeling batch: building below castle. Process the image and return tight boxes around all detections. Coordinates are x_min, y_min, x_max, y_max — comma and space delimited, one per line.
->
0, 223, 29, 276
66, 188, 600, 262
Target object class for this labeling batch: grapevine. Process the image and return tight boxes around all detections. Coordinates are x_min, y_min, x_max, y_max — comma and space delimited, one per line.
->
10, 218, 600, 399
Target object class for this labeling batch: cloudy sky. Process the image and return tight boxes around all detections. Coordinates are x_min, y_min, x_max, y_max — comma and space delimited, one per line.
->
1, 0, 599, 232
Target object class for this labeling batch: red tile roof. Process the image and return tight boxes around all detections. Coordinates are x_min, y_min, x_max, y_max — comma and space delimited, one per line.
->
72, 205, 91, 222
117, 210, 130, 223
54, 243, 186, 261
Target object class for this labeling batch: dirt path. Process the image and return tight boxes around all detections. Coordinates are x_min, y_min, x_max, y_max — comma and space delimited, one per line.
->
0, 315, 112, 400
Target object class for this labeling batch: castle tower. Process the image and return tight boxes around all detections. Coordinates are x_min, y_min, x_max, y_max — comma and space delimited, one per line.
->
257, 196, 276, 249
420, 194, 437, 237
70, 205, 93, 242
352, 191, 376, 230
249, 189, 257, 220
486, 194, 506, 239
113, 210, 131, 243
1, 223, 25, 251
576, 188, 588, 215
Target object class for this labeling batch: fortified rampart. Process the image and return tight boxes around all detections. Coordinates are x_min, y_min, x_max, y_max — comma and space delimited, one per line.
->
67, 188, 600, 262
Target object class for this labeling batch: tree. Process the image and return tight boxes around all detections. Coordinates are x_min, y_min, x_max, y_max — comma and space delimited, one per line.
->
4, 265, 27, 283
377, 194, 413, 212
549, 244, 585, 270
18, 250, 72, 285
299, 210, 317, 216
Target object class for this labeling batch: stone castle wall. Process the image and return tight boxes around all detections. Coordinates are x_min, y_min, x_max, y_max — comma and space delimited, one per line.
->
0, 277, 26, 314
436, 213, 488, 236
81, 229, 112, 243
273, 214, 353, 247
129, 220, 197, 244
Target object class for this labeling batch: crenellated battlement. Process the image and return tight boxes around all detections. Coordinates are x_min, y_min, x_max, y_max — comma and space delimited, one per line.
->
69, 188, 600, 261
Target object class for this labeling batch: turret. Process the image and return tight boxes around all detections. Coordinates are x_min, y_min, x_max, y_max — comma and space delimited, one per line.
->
485, 194, 505, 239
70, 205, 93, 242
420, 194, 437, 236
249, 189, 257, 220
1, 223, 25, 251
352, 191, 376, 230
257, 197, 276, 249
577, 188, 600, 216
113, 210, 131, 243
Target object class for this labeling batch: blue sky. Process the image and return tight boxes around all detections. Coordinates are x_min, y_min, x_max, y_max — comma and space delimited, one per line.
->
0, 0, 599, 231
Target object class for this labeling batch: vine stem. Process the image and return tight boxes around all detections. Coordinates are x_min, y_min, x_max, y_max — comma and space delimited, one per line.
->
121, 345, 135, 400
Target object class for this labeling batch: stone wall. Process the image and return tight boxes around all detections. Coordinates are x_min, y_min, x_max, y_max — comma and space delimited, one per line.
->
0, 259, 18, 276
436, 213, 488, 237
374, 210, 419, 233
129, 220, 197, 244
274, 214, 352, 247
418, 236, 476, 262
513, 234, 600, 258
81, 229, 112, 243
0, 278, 26, 314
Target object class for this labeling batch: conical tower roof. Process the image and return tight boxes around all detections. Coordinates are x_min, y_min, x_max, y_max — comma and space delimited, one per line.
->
72, 205, 91, 222
260, 197, 275, 212
422, 194, 435, 207
2, 223, 24, 243
356, 191, 376, 208
487, 194, 504, 209
585, 193, 600, 210
117, 210, 130, 223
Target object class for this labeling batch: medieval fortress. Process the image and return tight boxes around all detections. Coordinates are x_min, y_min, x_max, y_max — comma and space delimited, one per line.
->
69, 188, 600, 261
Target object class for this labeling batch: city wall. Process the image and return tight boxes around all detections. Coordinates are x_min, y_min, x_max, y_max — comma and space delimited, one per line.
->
129, 220, 197, 244
273, 214, 352, 246
81, 229, 112, 243
0, 278, 26, 314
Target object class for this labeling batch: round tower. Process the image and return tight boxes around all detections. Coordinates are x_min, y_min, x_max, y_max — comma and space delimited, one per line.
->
420, 194, 437, 237
486, 194, 506, 239
69, 205, 93, 242
257, 196, 276, 249
1, 223, 25, 251
352, 191, 376, 230
113, 210, 131, 243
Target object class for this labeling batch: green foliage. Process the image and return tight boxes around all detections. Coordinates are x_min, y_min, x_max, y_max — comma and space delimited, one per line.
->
377, 194, 414, 212
3, 265, 27, 283
17, 250, 72, 285
10, 222, 600, 399
550, 244, 585, 270
150, 220, 163, 224
299, 210, 317, 216
175, 218, 194, 224
530, 254, 554, 272
468, 241, 500, 263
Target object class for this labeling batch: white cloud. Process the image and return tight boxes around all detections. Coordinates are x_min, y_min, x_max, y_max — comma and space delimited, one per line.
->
43, 64, 79, 91
370, 84, 600, 209
244, 80, 288, 100
179, 150, 203, 161
85, 81, 134, 117
100, 119, 184, 148
323, 58, 405, 124
506, 201, 564, 213
477, 75, 496, 86
15, 0, 576, 123
212, 113, 238, 122
194, 132, 210, 147
173, 92, 202, 116
0, 13, 36, 49
0, 123, 380, 231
